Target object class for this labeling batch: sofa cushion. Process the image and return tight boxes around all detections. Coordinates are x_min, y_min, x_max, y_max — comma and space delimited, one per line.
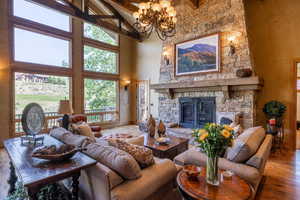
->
111, 158, 177, 200
49, 127, 91, 147
108, 139, 155, 168
225, 126, 265, 163
84, 142, 142, 180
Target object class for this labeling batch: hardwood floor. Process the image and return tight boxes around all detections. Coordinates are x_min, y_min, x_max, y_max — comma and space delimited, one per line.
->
1, 148, 300, 200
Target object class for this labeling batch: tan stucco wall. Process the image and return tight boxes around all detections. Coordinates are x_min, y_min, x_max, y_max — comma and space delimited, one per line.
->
245, 0, 300, 149
133, 34, 162, 119
0, 0, 11, 146
119, 35, 136, 125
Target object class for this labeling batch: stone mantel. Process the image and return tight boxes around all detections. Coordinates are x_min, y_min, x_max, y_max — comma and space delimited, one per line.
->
150, 77, 263, 99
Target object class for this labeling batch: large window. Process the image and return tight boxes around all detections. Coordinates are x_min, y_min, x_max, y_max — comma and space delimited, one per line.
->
15, 73, 70, 114
84, 45, 117, 73
14, 27, 70, 67
83, 21, 120, 123
14, 0, 70, 31
84, 79, 118, 123
84, 23, 118, 45
11, 0, 120, 135
14, 72, 70, 133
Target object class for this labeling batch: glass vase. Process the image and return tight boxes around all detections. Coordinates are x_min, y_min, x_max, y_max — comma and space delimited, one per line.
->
206, 155, 219, 186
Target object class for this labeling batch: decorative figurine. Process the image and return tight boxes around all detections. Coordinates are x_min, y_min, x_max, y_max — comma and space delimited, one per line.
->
147, 114, 156, 137
157, 120, 166, 137
148, 123, 156, 137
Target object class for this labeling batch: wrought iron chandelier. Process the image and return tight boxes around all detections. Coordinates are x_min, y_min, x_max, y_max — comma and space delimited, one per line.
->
132, 0, 177, 41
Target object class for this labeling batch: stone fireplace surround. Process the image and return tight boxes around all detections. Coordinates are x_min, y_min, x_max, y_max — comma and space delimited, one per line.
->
151, 77, 262, 129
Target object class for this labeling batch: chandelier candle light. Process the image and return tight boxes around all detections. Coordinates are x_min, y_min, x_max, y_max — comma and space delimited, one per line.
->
132, 0, 177, 40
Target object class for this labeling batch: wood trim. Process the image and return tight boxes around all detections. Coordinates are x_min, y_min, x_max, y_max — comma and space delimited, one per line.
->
10, 16, 72, 39
292, 59, 300, 150
83, 37, 120, 52
82, 71, 119, 81
11, 62, 73, 77
174, 32, 222, 77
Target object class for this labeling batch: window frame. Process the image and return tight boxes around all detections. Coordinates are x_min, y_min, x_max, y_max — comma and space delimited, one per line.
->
9, 0, 121, 136
12, 24, 72, 68
12, 0, 72, 32
83, 42, 119, 74
82, 18, 120, 124
83, 77, 120, 124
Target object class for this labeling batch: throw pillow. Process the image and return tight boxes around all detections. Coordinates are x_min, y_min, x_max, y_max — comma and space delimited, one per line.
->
84, 142, 142, 180
108, 139, 155, 168
71, 122, 95, 140
225, 126, 265, 163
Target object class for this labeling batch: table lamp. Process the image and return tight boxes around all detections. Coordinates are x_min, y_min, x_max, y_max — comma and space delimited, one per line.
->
58, 99, 73, 130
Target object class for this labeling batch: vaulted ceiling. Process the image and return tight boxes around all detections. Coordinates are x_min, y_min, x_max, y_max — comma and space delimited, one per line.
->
29, 0, 200, 41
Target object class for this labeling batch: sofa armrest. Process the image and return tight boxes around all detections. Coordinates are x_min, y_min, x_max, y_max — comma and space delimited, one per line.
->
174, 149, 261, 189
111, 158, 177, 200
246, 134, 273, 172
80, 163, 112, 200
125, 135, 144, 146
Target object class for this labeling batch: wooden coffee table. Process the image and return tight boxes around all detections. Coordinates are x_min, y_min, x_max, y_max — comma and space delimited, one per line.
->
177, 168, 252, 200
144, 134, 188, 160
4, 134, 97, 200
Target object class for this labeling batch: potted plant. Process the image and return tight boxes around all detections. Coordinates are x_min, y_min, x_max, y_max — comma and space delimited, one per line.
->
193, 123, 234, 186
263, 101, 286, 127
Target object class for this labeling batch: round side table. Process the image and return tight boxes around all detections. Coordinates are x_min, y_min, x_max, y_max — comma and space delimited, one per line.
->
177, 168, 252, 200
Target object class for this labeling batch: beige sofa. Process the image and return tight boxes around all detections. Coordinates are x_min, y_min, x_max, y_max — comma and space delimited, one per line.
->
174, 128, 273, 197
79, 157, 177, 200
49, 127, 178, 200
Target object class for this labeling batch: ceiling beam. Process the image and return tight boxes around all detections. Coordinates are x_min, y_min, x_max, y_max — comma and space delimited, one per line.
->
187, 0, 200, 9
96, 0, 137, 32
106, 0, 138, 13
28, 0, 141, 40
92, 14, 119, 19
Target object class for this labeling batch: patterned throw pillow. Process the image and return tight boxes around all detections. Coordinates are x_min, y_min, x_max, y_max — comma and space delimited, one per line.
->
71, 122, 95, 141
108, 139, 155, 168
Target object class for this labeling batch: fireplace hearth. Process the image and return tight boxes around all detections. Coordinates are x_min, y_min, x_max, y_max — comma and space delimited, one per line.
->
179, 97, 216, 128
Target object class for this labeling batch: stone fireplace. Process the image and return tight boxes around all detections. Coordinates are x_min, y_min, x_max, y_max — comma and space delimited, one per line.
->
179, 97, 216, 128
149, 0, 262, 129
151, 77, 262, 129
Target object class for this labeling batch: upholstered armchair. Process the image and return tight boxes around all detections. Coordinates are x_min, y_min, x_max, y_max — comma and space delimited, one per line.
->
69, 114, 102, 138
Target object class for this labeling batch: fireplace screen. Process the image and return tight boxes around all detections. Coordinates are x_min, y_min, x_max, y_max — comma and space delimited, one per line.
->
179, 97, 216, 128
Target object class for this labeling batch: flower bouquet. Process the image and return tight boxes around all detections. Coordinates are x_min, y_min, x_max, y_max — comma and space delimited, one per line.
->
192, 123, 234, 186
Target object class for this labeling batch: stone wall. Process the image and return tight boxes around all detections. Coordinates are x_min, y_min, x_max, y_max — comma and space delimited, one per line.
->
158, 0, 256, 128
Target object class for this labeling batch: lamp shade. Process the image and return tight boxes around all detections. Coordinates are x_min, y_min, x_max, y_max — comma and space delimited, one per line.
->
58, 100, 73, 114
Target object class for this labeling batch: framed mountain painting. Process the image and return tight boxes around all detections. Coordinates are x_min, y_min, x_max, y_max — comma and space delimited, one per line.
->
175, 33, 220, 76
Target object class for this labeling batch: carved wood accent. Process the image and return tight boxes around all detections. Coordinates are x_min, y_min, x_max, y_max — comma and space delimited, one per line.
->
150, 77, 263, 99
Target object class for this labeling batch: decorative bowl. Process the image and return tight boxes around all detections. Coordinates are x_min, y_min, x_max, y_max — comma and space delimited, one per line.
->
183, 165, 202, 179
155, 137, 170, 145
32, 144, 79, 161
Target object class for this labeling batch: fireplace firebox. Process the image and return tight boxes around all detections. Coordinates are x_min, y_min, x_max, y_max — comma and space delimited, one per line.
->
179, 97, 216, 128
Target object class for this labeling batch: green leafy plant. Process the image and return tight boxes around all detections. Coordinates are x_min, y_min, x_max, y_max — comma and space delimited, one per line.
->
263, 101, 286, 119
5, 182, 28, 200
192, 123, 234, 157
6, 183, 71, 200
